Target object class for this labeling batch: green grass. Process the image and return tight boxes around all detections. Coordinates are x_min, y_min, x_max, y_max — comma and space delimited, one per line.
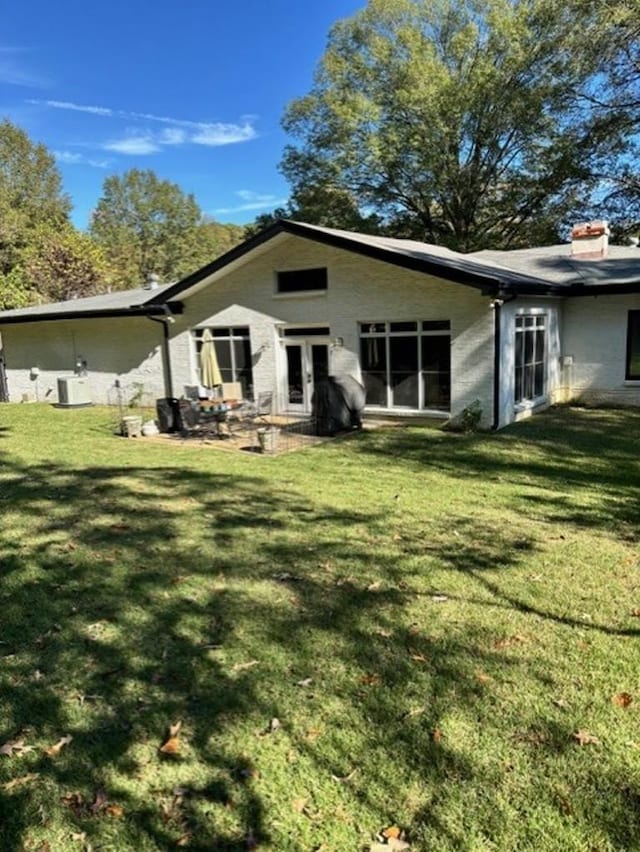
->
0, 403, 639, 851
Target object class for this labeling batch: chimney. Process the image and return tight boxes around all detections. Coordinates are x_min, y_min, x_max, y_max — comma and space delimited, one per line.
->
570, 221, 609, 259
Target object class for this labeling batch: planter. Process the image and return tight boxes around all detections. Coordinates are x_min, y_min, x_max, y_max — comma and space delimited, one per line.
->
121, 415, 143, 438
257, 426, 279, 453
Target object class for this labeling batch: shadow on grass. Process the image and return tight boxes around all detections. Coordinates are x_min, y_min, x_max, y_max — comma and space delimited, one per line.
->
0, 408, 638, 848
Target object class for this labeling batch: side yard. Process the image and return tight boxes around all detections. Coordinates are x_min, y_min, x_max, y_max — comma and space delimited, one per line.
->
0, 404, 638, 851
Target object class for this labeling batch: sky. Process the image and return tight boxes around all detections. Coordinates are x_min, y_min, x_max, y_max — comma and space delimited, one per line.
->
1, 0, 365, 230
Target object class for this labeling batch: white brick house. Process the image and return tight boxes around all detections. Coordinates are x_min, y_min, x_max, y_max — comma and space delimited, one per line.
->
0, 219, 639, 429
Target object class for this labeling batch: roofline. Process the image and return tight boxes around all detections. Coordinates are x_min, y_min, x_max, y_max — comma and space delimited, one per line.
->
564, 282, 640, 296
150, 219, 557, 301
0, 301, 184, 326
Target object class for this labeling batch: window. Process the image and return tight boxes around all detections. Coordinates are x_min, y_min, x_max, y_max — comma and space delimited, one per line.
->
359, 320, 451, 410
626, 311, 640, 380
193, 327, 253, 398
514, 315, 546, 404
276, 268, 327, 293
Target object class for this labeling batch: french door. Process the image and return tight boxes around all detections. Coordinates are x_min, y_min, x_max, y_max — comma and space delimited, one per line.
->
285, 342, 330, 413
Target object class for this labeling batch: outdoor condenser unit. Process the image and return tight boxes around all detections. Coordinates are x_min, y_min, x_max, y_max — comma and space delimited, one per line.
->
57, 376, 92, 407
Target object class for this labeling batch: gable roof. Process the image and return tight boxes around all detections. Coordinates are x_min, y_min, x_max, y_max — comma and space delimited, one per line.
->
152, 219, 556, 303
1, 219, 639, 326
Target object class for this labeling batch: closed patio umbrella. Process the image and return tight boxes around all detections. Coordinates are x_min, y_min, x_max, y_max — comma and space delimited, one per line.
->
200, 328, 222, 389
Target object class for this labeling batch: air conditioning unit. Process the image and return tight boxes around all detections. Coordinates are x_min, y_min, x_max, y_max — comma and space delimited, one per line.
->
57, 376, 92, 407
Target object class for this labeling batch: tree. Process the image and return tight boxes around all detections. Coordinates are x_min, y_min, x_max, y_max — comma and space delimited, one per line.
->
281, 0, 624, 250
0, 120, 71, 307
24, 227, 112, 303
89, 169, 205, 288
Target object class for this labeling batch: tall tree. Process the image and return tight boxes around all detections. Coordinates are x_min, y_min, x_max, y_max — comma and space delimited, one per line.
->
281, 0, 623, 250
89, 169, 204, 288
24, 227, 112, 303
0, 120, 72, 307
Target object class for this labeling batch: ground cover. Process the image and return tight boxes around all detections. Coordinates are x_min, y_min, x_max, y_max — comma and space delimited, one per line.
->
0, 403, 638, 851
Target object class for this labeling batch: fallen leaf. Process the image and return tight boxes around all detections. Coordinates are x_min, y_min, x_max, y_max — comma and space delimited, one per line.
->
46, 734, 72, 756
1, 772, 39, 790
176, 832, 192, 846
61, 791, 85, 816
361, 673, 382, 686
296, 677, 313, 687
305, 727, 322, 742
0, 738, 33, 757
111, 523, 130, 532
407, 649, 428, 663
432, 727, 444, 743
613, 692, 633, 708
573, 730, 601, 746
159, 736, 180, 755
367, 581, 382, 591
231, 660, 259, 673
169, 720, 182, 737
630, 609, 640, 617
105, 804, 123, 818
382, 826, 401, 839
292, 797, 308, 813
475, 671, 492, 684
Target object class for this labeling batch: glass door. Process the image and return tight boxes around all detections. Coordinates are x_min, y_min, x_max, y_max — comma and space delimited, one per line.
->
285, 342, 329, 413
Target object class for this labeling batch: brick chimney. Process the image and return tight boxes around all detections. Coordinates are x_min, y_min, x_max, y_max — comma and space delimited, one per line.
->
570, 221, 609, 259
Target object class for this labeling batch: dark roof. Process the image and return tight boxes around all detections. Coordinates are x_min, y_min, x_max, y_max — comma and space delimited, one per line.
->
0, 283, 184, 325
2, 220, 639, 326
153, 219, 556, 303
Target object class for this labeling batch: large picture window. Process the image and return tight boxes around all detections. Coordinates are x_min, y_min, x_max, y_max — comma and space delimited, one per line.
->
193, 327, 253, 398
514, 315, 546, 404
359, 320, 451, 410
626, 311, 640, 380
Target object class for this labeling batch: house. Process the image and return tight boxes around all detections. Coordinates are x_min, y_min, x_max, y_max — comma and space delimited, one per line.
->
0, 219, 638, 429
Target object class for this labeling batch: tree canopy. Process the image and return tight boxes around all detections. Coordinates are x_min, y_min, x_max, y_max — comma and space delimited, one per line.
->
0, 120, 74, 308
280, 0, 632, 250
89, 169, 207, 288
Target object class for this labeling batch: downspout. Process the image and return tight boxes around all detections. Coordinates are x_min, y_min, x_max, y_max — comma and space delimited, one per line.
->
148, 306, 175, 399
491, 288, 517, 431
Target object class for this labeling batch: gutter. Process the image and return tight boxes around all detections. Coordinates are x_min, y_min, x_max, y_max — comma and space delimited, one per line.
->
491, 288, 518, 431
0, 301, 184, 326
147, 306, 176, 399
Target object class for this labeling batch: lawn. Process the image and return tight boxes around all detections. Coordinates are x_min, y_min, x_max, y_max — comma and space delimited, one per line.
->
0, 403, 639, 851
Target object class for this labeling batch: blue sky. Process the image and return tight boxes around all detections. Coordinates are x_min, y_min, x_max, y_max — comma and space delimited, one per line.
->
1, 0, 364, 230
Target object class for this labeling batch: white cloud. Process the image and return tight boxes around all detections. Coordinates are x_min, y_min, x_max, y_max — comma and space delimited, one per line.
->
160, 127, 187, 145
191, 122, 257, 147
103, 134, 160, 155
29, 99, 258, 148
213, 191, 287, 214
39, 99, 112, 116
53, 149, 110, 168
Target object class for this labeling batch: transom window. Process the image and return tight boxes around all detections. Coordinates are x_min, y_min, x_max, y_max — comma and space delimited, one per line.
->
193, 327, 253, 398
276, 267, 327, 293
359, 320, 451, 411
514, 315, 546, 404
626, 311, 640, 380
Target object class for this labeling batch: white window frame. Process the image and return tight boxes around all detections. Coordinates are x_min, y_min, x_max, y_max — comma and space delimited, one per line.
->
514, 314, 547, 406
